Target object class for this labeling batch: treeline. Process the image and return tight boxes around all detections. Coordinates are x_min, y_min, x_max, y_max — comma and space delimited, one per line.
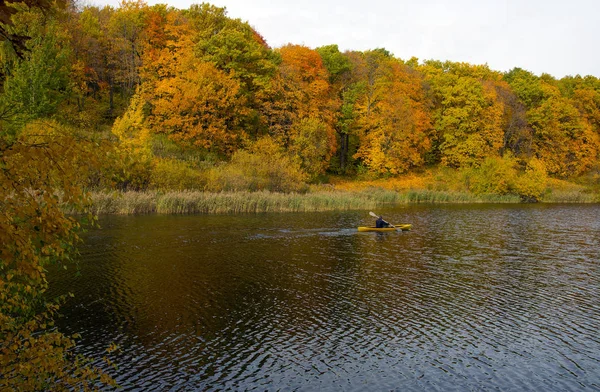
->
1, 0, 600, 198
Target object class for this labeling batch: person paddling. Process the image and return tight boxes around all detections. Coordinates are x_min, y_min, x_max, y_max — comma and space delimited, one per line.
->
375, 215, 391, 228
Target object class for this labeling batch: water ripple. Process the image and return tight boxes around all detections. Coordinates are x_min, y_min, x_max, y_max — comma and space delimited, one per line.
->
45, 205, 600, 391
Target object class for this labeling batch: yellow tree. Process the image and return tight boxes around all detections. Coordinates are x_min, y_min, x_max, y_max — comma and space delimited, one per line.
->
0, 121, 116, 390
107, 0, 147, 96
506, 70, 600, 177
420, 61, 504, 168
352, 51, 432, 175
528, 91, 599, 177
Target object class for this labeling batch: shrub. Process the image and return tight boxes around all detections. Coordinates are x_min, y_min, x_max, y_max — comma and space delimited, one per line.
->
513, 158, 548, 202
464, 155, 518, 195
206, 137, 308, 193
150, 158, 205, 191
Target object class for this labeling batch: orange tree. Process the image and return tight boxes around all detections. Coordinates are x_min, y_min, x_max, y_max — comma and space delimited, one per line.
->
350, 50, 433, 175
271, 44, 338, 177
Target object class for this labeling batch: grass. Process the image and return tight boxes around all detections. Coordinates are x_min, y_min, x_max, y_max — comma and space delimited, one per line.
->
81, 189, 395, 214
75, 187, 527, 215
67, 170, 598, 215
397, 189, 520, 203
539, 178, 600, 203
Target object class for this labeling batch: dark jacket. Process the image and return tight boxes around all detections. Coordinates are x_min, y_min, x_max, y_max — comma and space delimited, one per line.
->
376, 216, 386, 228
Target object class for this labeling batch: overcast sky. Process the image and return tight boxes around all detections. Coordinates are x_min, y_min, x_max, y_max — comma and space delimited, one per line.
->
90, 0, 599, 78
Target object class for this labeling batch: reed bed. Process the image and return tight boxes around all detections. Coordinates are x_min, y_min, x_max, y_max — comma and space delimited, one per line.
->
541, 190, 600, 203
75, 188, 532, 215
397, 190, 521, 204
83, 190, 392, 214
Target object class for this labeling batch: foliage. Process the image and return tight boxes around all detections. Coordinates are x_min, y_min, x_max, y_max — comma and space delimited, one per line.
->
419, 61, 504, 168
351, 51, 432, 175
112, 92, 151, 154
150, 158, 204, 191
513, 158, 548, 202
149, 59, 246, 156
462, 155, 518, 195
1, 11, 71, 133
269, 44, 337, 153
109, 93, 153, 190
0, 120, 116, 390
206, 137, 308, 193
290, 117, 335, 179
139, 10, 248, 157
0, 0, 67, 58
528, 92, 599, 177
316, 44, 352, 84
459, 154, 549, 202
187, 3, 280, 137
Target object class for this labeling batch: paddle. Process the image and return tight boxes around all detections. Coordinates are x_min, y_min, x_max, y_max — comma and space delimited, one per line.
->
369, 211, 395, 228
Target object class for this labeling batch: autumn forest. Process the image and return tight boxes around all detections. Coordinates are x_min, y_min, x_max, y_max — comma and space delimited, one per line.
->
2, 0, 600, 201
2, 0, 600, 388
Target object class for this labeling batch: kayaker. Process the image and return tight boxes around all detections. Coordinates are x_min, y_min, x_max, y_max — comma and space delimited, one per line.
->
376, 216, 391, 228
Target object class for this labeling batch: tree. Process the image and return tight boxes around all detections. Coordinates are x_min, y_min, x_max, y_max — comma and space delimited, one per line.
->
0, 0, 66, 60
420, 61, 504, 168
188, 3, 280, 137
494, 81, 532, 157
147, 52, 247, 156
0, 10, 71, 132
316, 44, 355, 172
0, 121, 117, 390
107, 0, 146, 96
503, 67, 547, 109
529, 93, 599, 177
351, 50, 432, 175
267, 44, 338, 175
66, 4, 126, 120
289, 117, 335, 178
505, 69, 600, 177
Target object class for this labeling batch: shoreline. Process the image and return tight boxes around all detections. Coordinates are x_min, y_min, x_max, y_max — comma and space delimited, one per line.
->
66, 188, 599, 215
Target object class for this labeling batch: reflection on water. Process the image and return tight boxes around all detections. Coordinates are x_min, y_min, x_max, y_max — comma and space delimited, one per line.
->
47, 205, 600, 391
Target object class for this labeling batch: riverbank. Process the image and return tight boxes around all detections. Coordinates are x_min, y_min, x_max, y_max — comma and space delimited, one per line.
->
68, 173, 599, 215
70, 189, 519, 215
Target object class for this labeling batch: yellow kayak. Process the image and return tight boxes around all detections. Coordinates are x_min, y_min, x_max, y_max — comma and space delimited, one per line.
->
357, 224, 412, 232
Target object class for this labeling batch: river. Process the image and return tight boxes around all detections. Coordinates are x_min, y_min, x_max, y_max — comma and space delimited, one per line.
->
47, 204, 600, 391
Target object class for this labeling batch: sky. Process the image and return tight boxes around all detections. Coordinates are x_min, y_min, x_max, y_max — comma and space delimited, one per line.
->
89, 0, 599, 78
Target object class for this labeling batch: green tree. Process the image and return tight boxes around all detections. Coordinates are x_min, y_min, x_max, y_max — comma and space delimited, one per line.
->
503, 67, 547, 109
1, 18, 70, 131
420, 61, 504, 168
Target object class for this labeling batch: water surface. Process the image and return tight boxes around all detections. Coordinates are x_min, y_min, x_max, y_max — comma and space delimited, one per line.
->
48, 204, 600, 391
